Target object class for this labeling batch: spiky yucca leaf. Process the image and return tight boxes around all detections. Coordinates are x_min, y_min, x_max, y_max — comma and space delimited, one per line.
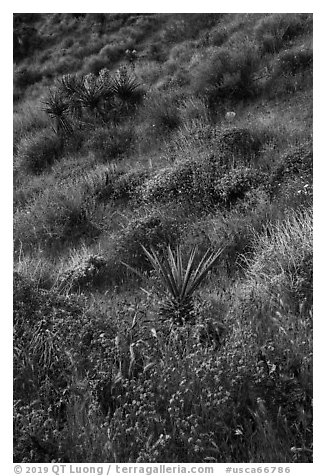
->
111, 67, 142, 104
42, 90, 73, 135
124, 245, 223, 324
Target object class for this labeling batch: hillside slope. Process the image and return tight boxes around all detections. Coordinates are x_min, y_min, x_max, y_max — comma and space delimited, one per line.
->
13, 13, 313, 463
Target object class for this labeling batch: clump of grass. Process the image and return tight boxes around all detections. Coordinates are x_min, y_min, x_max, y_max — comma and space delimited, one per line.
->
13, 100, 50, 153
14, 248, 56, 290
84, 124, 134, 162
140, 92, 182, 137
191, 38, 261, 108
254, 14, 312, 54
14, 64, 43, 91
57, 244, 107, 293
247, 208, 313, 308
16, 129, 63, 175
14, 185, 100, 253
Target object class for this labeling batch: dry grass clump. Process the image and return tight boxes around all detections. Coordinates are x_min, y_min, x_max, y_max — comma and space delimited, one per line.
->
84, 124, 135, 162
16, 128, 63, 175
57, 244, 108, 293
13, 100, 50, 153
14, 249, 57, 290
246, 208, 313, 308
254, 14, 312, 54
140, 91, 182, 137
14, 184, 100, 253
190, 38, 261, 108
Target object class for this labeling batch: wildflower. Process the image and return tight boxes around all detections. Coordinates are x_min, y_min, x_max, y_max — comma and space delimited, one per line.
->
225, 111, 236, 122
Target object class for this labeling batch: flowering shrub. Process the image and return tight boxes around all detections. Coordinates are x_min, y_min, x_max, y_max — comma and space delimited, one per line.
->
141, 160, 268, 210
112, 169, 149, 201
269, 141, 313, 199
274, 47, 313, 77
217, 127, 266, 165
115, 211, 182, 272
105, 309, 312, 462
214, 167, 268, 208
140, 161, 198, 204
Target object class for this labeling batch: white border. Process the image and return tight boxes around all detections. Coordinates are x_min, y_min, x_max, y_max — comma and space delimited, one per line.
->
3, 3, 323, 473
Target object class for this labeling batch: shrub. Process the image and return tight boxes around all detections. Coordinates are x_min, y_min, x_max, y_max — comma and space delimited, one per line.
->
115, 210, 182, 272
254, 14, 312, 54
273, 47, 313, 77
269, 141, 313, 199
213, 166, 268, 208
14, 65, 43, 90
14, 16, 42, 61
83, 55, 110, 75
217, 127, 267, 166
141, 157, 267, 211
111, 169, 149, 201
140, 161, 200, 204
191, 40, 261, 106
181, 194, 273, 277
52, 56, 83, 75
16, 129, 63, 174
99, 44, 125, 65
83, 166, 148, 204
207, 25, 229, 46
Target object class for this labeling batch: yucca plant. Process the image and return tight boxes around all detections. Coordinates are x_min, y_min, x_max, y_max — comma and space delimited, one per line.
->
111, 66, 143, 105
42, 89, 73, 136
75, 74, 110, 119
58, 73, 85, 120
123, 245, 224, 325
